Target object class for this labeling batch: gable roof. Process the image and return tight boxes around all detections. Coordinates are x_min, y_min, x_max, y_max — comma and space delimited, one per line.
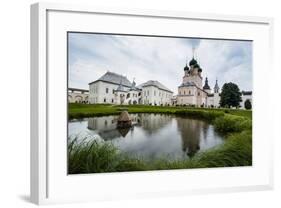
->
137, 80, 173, 93
89, 71, 132, 87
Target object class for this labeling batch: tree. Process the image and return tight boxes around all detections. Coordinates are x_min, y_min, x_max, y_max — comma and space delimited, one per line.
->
219, 82, 242, 108
244, 99, 252, 110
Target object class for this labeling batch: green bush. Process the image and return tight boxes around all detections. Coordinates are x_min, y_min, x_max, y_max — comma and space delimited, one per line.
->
244, 99, 252, 110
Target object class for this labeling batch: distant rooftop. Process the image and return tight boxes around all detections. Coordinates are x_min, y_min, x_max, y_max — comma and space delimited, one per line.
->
89, 71, 132, 87
138, 80, 173, 93
242, 91, 252, 96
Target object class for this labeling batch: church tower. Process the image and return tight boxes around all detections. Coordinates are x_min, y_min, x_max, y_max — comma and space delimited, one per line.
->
214, 79, 220, 93
182, 48, 203, 88
213, 79, 220, 107
203, 77, 211, 94
177, 47, 205, 106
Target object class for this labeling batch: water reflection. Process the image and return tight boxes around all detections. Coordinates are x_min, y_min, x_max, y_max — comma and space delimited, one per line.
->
69, 114, 224, 159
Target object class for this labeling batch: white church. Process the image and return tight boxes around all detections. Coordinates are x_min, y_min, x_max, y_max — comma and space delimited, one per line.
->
176, 56, 252, 108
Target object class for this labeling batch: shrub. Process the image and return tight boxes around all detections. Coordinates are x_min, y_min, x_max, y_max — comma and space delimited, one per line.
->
244, 99, 252, 110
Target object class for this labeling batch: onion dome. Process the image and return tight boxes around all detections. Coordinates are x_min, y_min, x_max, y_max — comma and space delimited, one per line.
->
189, 58, 198, 66
203, 77, 211, 90
184, 64, 189, 71
193, 63, 200, 68
198, 67, 202, 73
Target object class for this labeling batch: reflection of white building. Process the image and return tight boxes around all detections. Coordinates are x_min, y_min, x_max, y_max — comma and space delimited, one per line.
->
68, 88, 89, 103
88, 71, 173, 105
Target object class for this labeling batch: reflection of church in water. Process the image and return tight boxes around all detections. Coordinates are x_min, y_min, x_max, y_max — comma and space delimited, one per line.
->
87, 114, 212, 157
176, 117, 209, 157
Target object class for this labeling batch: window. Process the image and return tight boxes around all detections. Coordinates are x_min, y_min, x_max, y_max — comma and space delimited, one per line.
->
112, 89, 114, 94
104, 98, 106, 103
189, 90, 191, 95
184, 91, 186, 95
198, 92, 200, 96
112, 99, 114, 103
106, 88, 109, 93
154, 91, 156, 96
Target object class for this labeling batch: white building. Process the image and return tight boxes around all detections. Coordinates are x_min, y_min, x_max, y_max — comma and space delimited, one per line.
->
88, 71, 173, 105
138, 80, 173, 106
240, 91, 252, 109
68, 88, 89, 103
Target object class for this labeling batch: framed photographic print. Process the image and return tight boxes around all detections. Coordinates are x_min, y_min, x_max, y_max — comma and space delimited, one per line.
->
30, 2, 274, 205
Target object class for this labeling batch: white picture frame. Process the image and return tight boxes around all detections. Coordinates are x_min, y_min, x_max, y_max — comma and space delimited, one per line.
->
30, 2, 274, 205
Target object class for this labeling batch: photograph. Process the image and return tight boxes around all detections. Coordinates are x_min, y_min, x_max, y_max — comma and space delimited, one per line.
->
67, 32, 253, 174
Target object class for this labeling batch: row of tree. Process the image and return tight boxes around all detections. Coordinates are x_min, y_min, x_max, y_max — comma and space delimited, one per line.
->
220, 82, 252, 110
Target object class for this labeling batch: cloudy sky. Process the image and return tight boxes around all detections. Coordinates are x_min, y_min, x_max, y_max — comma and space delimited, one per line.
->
68, 32, 252, 94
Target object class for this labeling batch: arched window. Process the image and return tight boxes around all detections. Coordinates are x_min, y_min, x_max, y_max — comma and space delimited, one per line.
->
189, 90, 191, 95
106, 88, 109, 93
104, 98, 106, 103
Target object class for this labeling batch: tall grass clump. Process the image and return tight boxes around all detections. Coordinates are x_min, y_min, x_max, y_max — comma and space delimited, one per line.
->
68, 139, 120, 174
214, 114, 252, 133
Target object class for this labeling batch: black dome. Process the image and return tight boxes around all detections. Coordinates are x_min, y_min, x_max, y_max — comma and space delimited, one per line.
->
198, 68, 202, 72
184, 65, 189, 71
193, 63, 200, 68
189, 58, 197, 66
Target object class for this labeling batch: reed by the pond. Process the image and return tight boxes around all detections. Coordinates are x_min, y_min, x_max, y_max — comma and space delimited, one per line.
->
68, 110, 252, 174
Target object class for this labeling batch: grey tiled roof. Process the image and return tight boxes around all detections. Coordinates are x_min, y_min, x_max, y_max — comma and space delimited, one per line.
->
89, 71, 132, 87
137, 80, 173, 93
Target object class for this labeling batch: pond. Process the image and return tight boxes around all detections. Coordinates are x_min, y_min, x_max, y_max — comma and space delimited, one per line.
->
68, 113, 225, 160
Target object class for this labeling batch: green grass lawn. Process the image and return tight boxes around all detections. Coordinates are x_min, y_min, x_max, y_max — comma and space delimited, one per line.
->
69, 103, 252, 119
68, 103, 252, 174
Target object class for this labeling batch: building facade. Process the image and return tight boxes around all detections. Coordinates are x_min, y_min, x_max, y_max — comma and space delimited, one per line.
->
88, 71, 173, 105
138, 80, 173, 106
68, 88, 89, 103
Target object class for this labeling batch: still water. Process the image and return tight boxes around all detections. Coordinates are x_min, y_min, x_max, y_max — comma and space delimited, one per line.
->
68, 114, 225, 160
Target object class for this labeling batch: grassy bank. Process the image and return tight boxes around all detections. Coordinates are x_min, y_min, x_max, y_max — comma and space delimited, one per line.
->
69, 103, 252, 119
68, 107, 252, 174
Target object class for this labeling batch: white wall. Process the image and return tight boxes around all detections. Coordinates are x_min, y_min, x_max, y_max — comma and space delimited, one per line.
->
89, 81, 130, 104
240, 94, 252, 109
142, 85, 172, 105
1, 0, 281, 208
